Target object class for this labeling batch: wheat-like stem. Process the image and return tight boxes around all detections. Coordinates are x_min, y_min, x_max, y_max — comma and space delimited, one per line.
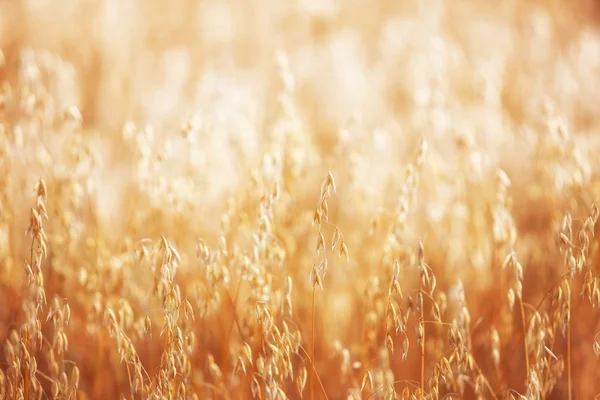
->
420, 292, 425, 400
24, 329, 29, 400
311, 287, 316, 400
298, 344, 328, 399
224, 280, 244, 370
519, 296, 530, 386
498, 270, 573, 392
567, 302, 572, 400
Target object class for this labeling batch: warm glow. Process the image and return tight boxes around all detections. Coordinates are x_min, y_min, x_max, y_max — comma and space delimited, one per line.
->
1, 0, 600, 399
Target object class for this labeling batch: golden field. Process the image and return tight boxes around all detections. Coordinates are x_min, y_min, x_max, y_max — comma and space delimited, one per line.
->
1, 0, 600, 399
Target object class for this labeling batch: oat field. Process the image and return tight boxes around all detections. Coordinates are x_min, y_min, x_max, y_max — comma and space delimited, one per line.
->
1, 0, 600, 399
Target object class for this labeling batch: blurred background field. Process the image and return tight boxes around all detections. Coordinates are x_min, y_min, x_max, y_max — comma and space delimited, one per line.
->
1, 0, 600, 399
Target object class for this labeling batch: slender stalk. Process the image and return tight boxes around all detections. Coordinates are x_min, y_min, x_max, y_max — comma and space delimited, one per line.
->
541, 342, 555, 400
224, 280, 243, 370
298, 344, 328, 399
311, 288, 316, 400
567, 305, 572, 400
240, 367, 247, 400
472, 356, 499, 400
420, 303, 425, 400
24, 235, 36, 400
519, 296, 530, 385
24, 328, 29, 400
125, 363, 134, 400
497, 271, 573, 394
